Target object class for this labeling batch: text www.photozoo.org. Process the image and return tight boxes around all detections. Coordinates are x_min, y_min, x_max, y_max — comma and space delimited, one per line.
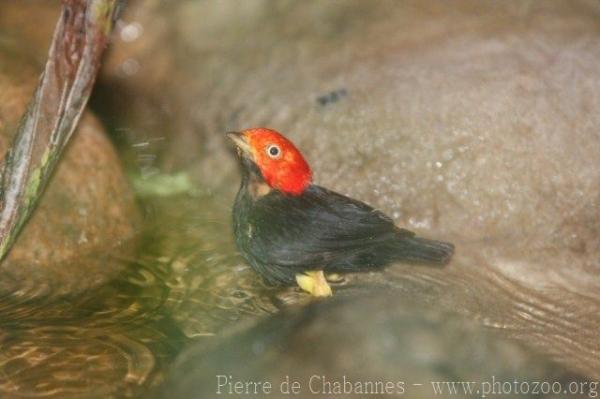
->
216, 375, 599, 397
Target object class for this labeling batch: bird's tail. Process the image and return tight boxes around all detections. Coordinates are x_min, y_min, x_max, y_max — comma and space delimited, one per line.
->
395, 236, 454, 265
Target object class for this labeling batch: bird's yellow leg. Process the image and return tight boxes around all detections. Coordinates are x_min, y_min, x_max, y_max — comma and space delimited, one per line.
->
295, 270, 332, 297
325, 273, 343, 283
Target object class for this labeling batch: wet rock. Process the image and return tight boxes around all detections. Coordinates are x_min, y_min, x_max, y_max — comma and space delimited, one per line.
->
156, 293, 587, 399
0, 36, 138, 296
95, 1, 600, 228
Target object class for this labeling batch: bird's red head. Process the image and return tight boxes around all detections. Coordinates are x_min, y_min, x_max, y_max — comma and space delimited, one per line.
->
229, 128, 312, 196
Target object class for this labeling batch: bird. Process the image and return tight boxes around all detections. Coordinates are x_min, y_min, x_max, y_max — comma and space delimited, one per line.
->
228, 128, 454, 297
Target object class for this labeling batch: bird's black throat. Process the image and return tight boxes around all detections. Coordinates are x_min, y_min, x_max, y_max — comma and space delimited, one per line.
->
237, 156, 272, 200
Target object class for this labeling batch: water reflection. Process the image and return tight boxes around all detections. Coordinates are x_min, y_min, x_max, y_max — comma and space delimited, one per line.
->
146, 193, 281, 338
0, 191, 279, 398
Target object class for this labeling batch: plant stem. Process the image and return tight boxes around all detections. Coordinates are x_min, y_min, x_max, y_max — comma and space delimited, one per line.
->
0, 0, 119, 260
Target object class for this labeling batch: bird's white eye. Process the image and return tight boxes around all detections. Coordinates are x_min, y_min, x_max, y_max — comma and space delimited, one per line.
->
266, 144, 282, 159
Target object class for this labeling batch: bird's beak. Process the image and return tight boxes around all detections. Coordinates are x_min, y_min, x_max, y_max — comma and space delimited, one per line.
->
227, 131, 253, 158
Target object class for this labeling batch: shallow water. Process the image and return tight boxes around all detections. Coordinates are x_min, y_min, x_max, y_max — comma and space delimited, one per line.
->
0, 188, 597, 398
0, 191, 285, 398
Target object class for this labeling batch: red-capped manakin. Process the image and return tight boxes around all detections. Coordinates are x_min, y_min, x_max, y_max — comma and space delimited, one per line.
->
229, 128, 454, 296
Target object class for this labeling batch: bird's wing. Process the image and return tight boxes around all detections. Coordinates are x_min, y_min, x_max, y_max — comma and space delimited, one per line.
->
247, 185, 414, 268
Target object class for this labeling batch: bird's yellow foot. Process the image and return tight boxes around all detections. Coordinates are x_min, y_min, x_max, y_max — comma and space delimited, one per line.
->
295, 270, 332, 297
325, 273, 344, 283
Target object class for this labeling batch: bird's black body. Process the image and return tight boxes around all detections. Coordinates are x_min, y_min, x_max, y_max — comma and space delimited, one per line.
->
233, 162, 454, 285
